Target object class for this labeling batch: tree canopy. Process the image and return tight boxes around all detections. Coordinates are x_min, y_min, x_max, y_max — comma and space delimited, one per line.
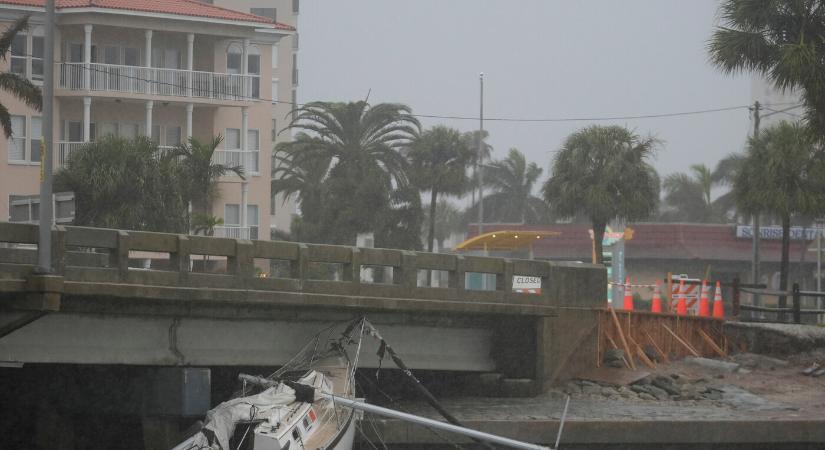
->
543, 125, 660, 264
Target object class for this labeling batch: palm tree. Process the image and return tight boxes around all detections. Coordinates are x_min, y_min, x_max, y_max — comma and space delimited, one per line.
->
734, 121, 825, 312
54, 136, 189, 232
660, 164, 718, 222
279, 101, 420, 244
708, 1, 825, 133
477, 148, 551, 224
0, 17, 42, 137
407, 125, 472, 252
543, 125, 660, 264
174, 136, 244, 215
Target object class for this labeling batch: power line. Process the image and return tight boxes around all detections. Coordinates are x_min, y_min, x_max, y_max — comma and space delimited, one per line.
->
411, 105, 751, 122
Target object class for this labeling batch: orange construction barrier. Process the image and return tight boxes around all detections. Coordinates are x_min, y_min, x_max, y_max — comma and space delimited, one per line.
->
676, 280, 688, 316
698, 280, 710, 317
651, 280, 663, 313
623, 277, 634, 310
712, 281, 725, 319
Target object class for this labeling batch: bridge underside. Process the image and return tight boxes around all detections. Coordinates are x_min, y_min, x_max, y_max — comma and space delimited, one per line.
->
0, 310, 496, 370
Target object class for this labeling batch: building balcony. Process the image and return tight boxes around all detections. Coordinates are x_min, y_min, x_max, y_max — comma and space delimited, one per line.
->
212, 149, 259, 176
57, 62, 260, 102
213, 226, 250, 239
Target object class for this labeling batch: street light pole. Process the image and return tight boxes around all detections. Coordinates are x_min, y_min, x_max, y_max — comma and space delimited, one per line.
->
37, 0, 55, 273
476, 72, 484, 237
750, 101, 761, 305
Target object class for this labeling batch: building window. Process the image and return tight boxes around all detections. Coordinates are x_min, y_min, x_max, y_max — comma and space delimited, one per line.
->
225, 128, 241, 150
271, 119, 277, 142
227, 43, 243, 75
292, 54, 298, 86
271, 45, 278, 70
31, 33, 44, 81
8, 115, 26, 162
251, 7, 276, 22
30, 117, 41, 163
248, 204, 259, 240
8, 193, 75, 224
293, 0, 300, 14
166, 126, 182, 147
271, 78, 279, 103
248, 129, 260, 173
10, 28, 44, 82
224, 204, 240, 226
10, 33, 26, 77
248, 45, 261, 98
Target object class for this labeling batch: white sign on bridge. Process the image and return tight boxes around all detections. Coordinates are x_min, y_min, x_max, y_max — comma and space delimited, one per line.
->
513, 275, 542, 294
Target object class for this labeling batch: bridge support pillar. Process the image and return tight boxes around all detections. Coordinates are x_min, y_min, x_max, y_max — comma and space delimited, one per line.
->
535, 308, 600, 392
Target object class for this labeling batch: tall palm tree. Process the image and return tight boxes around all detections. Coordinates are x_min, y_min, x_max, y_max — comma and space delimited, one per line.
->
734, 121, 825, 312
708, 1, 825, 133
284, 101, 419, 188
660, 164, 718, 222
407, 125, 472, 252
543, 125, 660, 264
478, 148, 551, 224
279, 101, 420, 244
0, 17, 42, 137
174, 136, 244, 215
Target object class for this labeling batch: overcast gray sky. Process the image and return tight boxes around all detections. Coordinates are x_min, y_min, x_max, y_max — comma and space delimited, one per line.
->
299, 0, 752, 180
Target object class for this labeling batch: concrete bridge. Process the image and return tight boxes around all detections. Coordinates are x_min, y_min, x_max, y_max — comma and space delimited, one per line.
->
0, 222, 604, 391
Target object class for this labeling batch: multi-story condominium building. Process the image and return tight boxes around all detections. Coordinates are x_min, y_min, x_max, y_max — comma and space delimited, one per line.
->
0, 0, 296, 241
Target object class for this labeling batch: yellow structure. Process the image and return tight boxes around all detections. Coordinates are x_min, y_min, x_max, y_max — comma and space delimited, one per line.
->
455, 230, 561, 258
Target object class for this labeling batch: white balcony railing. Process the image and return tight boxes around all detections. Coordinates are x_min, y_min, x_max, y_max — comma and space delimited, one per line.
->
213, 226, 250, 239
58, 142, 184, 167
212, 149, 259, 175
57, 141, 86, 168
57, 62, 260, 101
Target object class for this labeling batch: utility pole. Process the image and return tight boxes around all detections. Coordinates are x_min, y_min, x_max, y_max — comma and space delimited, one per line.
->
476, 72, 484, 236
750, 100, 761, 305
37, 0, 55, 273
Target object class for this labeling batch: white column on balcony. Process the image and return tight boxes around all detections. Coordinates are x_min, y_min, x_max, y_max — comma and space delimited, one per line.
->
186, 33, 194, 97
145, 101, 153, 138
83, 25, 92, 90
241, 182, 249, 232
185, 103, 193, 140
82, 97, 92, 142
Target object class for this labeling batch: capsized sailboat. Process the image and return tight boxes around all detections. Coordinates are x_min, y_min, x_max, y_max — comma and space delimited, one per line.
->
172, 318, 561, 450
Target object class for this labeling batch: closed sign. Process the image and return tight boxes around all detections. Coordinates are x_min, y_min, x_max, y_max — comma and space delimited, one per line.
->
513, 276, 542, 294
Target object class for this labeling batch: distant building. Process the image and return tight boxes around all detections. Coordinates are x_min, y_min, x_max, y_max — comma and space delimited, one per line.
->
465, 223, 818, 298
0, 0, 297, 239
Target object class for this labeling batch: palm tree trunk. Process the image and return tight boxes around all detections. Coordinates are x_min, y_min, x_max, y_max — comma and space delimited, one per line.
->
593, 221, 606, 265
427, 189, 438, 253
778, 213, 791, 320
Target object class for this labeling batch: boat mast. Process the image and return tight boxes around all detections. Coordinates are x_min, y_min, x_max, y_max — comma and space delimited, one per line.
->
322, 393, 552, 450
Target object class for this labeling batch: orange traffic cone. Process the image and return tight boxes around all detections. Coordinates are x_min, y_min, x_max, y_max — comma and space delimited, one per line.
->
676, 280, 687, 316
698, 280, 710, 317
651, 280, 663, 313
623, 277, 634, 310
712, 281, 725, 319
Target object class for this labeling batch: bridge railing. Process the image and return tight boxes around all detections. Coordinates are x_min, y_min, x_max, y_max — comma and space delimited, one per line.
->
0, 222, 605, 308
